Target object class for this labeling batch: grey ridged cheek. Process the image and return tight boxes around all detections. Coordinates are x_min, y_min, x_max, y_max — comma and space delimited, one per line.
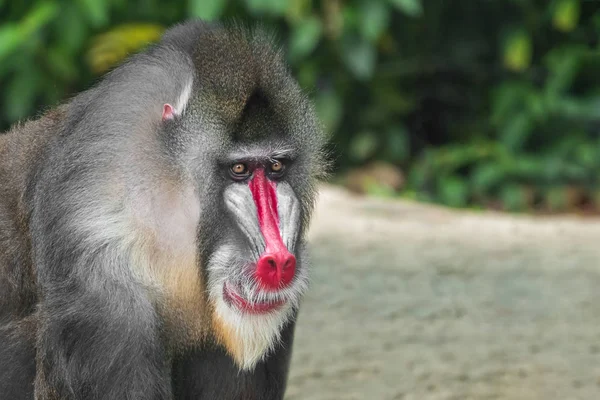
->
276, 182, 301, 252
224, 184, 265, 256
223, 182, 301, 256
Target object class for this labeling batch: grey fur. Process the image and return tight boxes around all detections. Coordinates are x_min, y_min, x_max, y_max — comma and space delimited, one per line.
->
224, 184, 265, 256
0, 20, 326, 399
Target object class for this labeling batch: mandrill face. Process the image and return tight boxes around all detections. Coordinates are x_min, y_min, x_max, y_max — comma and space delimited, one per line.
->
206, 152, 311, 370
163, 83, 324, 369
153, 26, 326, 370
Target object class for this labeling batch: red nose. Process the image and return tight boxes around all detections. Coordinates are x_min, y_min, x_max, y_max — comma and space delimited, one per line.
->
255, 251, 296, 290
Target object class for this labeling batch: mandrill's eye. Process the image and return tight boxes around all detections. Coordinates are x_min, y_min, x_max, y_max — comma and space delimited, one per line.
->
230, 163, 250, 180
269, 160, 285, 175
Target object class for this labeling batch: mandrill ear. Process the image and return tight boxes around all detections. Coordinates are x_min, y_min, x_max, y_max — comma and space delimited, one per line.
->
162, 78, 194, 121
162, 103, 176, 121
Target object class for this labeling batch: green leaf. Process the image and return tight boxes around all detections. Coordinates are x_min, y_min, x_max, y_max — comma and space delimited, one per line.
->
47, 49, 77, 80
78, 0, 109, 27
87, 23, 165, 74
576, 143, 597, 168
544, 46, 581, 95
286, 0, 312, 23
245, 0, 290, 16
437, 175, 469, 208
543, 157, 565, 183
511, 156, 545, 180
0, 24, 24, 61
500, 184, 530, 212
341, 36, 377, 80
359, 1, 390, 42
21, 1, 59, 33
314, 91, 343, 135
471, 163, 505, 195
296, 62, 318, 88
490, 81, 532, 126
365, 179, 397, 198
4, 65, 40, 122
0, 2, 59, 61
545, 187, 568, 211
499, 113, 532, 151
388, 0, 422, 17
350, 131, 379, 162
503, 30, 532, 72
384, 125, 410, 162
188, 0, 227, 20
553, 0, 579, 32
55, 5, 88, 51
288, 17, 322, 61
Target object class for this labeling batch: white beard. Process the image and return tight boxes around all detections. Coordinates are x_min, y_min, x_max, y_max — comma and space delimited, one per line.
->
212, 294, 295, 370
207, 244, 309, 370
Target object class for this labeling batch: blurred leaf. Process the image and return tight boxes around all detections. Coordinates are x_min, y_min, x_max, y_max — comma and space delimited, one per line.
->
503, 30, 532, 72
341, 36, 377, 80
350, 131, 379, 161
4, 65, 40, 121
78, 0, 109, 27
21, 1, 59, 32
490, 81, 531, 125
471, 163, 505, 195
510, 156, 545, 180
314, 90, 343, 135
55, 5, 88, 51
500, 184, 531, 211
544, 46, 582, 95
388, 0, 422, 17
543, 156, 565, 183
365, 180, 397, 197
553, 0, 579, 32
409, 150, 434, 189
359, 1, 390, 42
288, 16, 322, 61
374, 85, 415, 114
188, 0, 226, 20
296, 61, 318, 88
384, 125, 410, 162
575, 143, 597, 168
46, 47, 78, 80
437, 175, 469, 208
545, 186, 569, 211
286, 0, 311, 23
0, 25, 23, 61
499, 113, 532, 151
245, 0, 290, 16
88, 23, 165, 74
0, 2, 58, 61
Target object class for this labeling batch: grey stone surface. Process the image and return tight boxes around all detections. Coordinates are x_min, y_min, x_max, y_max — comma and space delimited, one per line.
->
286, 185, 600, 400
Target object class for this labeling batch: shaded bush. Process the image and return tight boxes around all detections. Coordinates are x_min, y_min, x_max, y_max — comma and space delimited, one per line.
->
1, 0, 599, 212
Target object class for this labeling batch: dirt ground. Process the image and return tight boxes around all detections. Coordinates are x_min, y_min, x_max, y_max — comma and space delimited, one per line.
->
285, 185, 600, 400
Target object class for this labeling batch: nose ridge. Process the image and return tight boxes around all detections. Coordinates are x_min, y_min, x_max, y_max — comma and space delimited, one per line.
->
255, 251, 296, 290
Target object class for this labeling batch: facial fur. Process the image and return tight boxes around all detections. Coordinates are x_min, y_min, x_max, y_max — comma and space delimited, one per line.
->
149, 22, 326, 369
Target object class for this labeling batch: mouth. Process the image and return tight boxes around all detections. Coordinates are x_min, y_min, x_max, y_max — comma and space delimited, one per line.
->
223, 281, 286, 314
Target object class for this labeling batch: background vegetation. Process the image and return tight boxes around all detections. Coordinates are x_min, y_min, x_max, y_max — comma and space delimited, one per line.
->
1, 0, 600, 213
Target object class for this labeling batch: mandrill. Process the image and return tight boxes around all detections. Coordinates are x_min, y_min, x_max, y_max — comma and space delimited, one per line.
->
0, 20, 327, 399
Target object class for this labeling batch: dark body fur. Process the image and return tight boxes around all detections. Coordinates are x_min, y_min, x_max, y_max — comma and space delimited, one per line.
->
0, 20, 324, 399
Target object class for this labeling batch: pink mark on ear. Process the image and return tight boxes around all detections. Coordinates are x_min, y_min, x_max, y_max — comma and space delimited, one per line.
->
162, 103, 175, 121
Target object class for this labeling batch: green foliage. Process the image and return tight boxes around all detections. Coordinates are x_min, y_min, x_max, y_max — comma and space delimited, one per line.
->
1, 0, 599, 213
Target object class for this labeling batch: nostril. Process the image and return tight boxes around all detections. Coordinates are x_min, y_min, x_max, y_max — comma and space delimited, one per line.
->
255, 252, 297, 290
282, 255, 296, 271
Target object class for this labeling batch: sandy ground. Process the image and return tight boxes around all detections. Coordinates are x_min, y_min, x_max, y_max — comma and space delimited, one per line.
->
285, 185, 600, 400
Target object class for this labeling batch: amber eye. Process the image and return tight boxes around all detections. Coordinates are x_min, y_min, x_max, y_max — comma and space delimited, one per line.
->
270, 160, 284, 173
230, 163, 249, 177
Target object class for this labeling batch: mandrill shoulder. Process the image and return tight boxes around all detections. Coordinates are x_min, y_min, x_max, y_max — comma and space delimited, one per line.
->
0, 107, 67, 318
